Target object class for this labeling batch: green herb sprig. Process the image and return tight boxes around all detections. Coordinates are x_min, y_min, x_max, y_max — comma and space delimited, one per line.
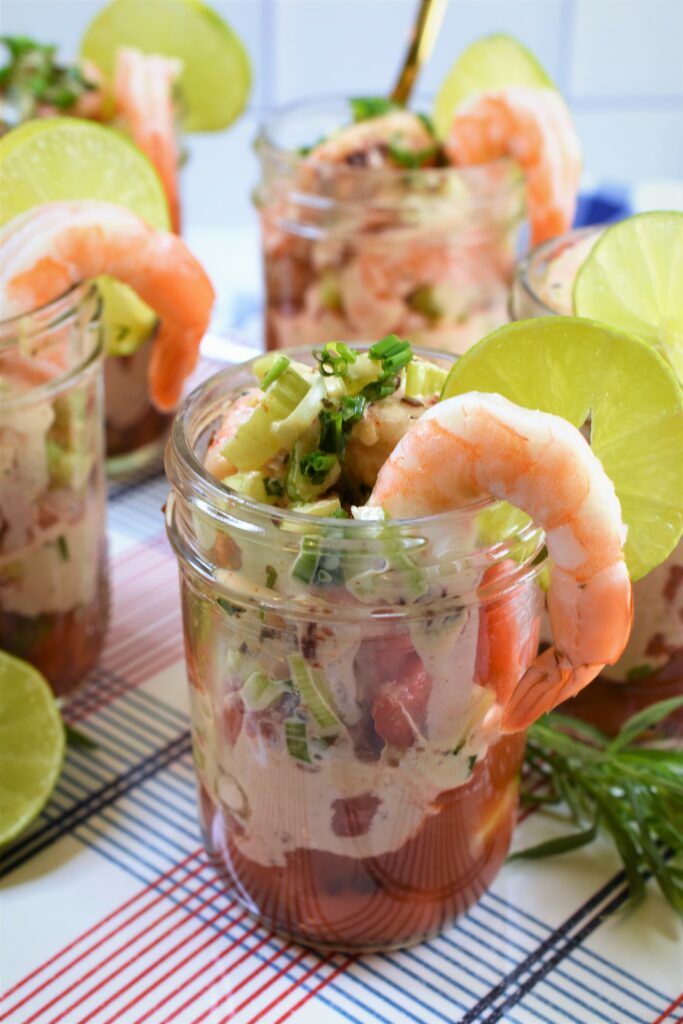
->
516, 698, 683, 912
0, 36, 97, 119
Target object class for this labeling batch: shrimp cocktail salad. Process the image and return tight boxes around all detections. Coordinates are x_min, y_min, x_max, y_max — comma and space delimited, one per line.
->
256, 34, 581, 357
165, 317, 683, 951
0, 0, 250, 469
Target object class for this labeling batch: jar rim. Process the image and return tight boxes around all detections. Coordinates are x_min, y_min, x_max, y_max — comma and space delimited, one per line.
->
255, 94, 526, 196
514, 224, 605, 316
0, 282, 104, 407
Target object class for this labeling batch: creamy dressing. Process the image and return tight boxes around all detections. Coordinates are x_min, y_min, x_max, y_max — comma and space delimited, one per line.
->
536, 231, 601, 314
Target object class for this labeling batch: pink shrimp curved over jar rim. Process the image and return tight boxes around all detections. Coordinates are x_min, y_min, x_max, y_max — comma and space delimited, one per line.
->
115, 46, 182, 234
0, 200, 215, 412
369, 391, 632, 733
446, 86, 582, 247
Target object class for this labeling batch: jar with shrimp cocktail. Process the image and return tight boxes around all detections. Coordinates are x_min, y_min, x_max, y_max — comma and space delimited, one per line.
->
166, 345, 547, 951
511, 226, 683, 737
0, 283, 109, 697
255, 98, 529, 358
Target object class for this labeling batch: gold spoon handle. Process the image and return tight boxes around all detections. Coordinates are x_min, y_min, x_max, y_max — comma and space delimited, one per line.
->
391, 0, 448, 106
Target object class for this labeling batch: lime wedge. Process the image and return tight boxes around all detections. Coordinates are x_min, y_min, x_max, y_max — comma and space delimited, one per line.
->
441, 317, 683, 580
433, 33, 555, 139
81, 0, 251, 133
0, 117, 170, 229
0, 651, 65, 846
0, 117, 170, 354
573, 211, 683, 383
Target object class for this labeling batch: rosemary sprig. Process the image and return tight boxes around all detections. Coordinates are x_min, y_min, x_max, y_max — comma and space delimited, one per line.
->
516, 697, 683, 912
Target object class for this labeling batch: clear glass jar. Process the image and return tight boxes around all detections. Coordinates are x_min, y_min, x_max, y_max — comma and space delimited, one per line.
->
104, 333, 174, 477
511, 226, 683, 737
165, 348, 546, 952
254, 98, 527, 358
0, 283, 109, 697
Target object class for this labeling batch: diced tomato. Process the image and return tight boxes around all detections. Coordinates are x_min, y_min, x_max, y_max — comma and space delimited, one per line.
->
331, 793, 381, 837
371, 653, 432, 749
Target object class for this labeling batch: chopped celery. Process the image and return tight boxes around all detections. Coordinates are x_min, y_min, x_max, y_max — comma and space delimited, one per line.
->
289, 653, 340, 735
221, 367, 311, 471
222, 471, 279, 505
285, 718, 312, 763
405, 358, 447, 398
292, 497, 342, 517
240, 671, 288, 711
291, 536, 343, 586
271, 377, 326, 448
46, 437, 79, 489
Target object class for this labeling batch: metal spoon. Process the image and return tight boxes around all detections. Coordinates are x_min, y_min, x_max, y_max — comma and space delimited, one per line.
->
391, 0, 448, 106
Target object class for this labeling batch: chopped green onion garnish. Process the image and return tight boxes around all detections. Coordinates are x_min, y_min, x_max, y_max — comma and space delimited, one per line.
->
299, 450, 338, 485
217, 598, 241, 616
289, 653, 340, 735
350, 96, 400, 122
56, 535, 69, 561
340, 394, 367, 423
261, 355, 290, 389
285, 718, 312, 763
263, 477, 284, 497
387, 140, 438, 169
368, 335, 406, 360
265, 565, 278, 589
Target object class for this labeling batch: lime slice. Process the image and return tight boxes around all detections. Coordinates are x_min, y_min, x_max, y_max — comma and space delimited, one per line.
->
573, 211, 683, 383
433, 33, 555, 139
0, 651, 65, 846
81, 0, 251, 133
441, 317, 683, 580
0, 117, 170, 229
0, 117, 170, 354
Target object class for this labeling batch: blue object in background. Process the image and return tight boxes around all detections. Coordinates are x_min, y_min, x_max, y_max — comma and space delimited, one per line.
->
575, 188, 632, 227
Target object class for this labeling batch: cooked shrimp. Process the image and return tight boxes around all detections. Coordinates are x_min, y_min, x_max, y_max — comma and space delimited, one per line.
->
0, 201, 215, 412
369, 392, 633, 732
445, 88, 582, 246
307, 110, 435, 169
115, 47, 182, 233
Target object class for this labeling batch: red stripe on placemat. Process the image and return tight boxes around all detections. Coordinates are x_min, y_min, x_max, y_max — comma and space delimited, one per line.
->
188, 945, 303, 1024
652, 992, 683, 1024
130, 919, 264, 1024
22, 872, 222, 1024
267, 957, 355, 1024
152, 930, 274, 1024
245, 954, 343, 1024
0, 848, 203, 1016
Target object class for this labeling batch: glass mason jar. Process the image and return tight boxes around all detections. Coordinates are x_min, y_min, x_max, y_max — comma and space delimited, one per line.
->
165, 349, 546, 952
254, 98, 527, 358
100, 280, 174, 477
0, 283, 109, 697
512, 226, 683, 736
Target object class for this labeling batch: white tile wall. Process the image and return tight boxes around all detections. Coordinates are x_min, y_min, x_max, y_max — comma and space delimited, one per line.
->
2, 0, 682, 203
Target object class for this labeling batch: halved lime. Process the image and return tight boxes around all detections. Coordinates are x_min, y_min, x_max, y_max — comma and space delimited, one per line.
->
81, 0, 251, 133
0, 118, 169, 352
0, 652, 65, 846
441, 317, 683, 580
0, 117, 170, 229
433, 33, 555, 139
573, 211, 683, 383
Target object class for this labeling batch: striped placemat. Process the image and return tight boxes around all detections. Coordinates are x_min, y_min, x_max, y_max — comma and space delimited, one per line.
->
1, 377, 681, 1024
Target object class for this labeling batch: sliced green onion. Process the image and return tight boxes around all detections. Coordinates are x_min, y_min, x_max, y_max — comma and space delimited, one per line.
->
223, 471, 278, 504
291, 537, 320, 583
285, 718, 312, 763
271, 377, 326, 448
350, 96, 400, 122
405, 358, 447, 398
261, 355, 291, 389
263, 477, 284, 497
222, 367, 310, 471
265, 565, 278, 588
340, 394, 367, 423
319, 409, 344, 455
56, 535, 70, 561
241, 671, 287, 712
289, 653, 340, 735
292, 497, 343, 517
299, 450, 338, 485
387, 140, 438, 169
368, 335, 406, 360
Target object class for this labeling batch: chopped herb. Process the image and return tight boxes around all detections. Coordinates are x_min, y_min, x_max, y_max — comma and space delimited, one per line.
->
331, 508, 351, 519
265, 565, 278, 589
467, 755, 478, 776
263, 477, 284, 498
361, 377, 400, 402
340, 394, 367, 423
299, 450, 338, 485
56, 535, 69, 561
261, 355, 290, 390
417, 111, 437, 138
217, 598, 241, 616
319, 409, 344, 455
387, 139, 439, 169
452, 741, 465, 757
349, 96, 400, 122
0, 36, 98, 117
313, 341, 356, 378
625, 664, 655, 682
517, 700, 683, 912
368, 335, 413, 379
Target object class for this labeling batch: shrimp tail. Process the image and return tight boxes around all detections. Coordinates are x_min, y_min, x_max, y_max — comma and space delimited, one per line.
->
500, 651, 601, 733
